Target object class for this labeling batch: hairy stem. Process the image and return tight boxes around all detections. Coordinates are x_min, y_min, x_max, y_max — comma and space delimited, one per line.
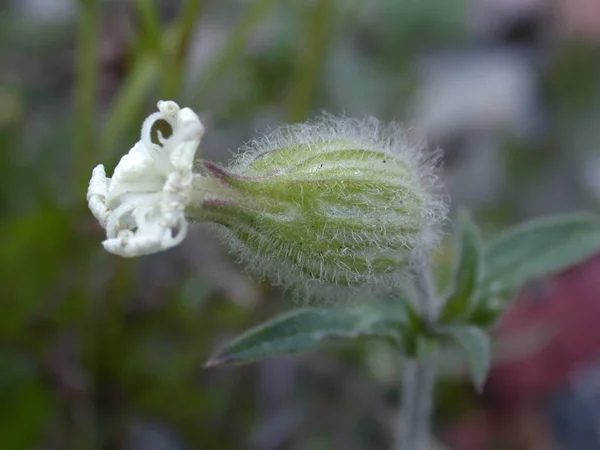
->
395, 258, 438, 450
396, 353, 438, 450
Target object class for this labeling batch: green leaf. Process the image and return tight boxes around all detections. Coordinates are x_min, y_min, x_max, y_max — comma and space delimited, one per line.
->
443, 326, 491, 392
204, 307, 405, 366
440, 210, 483, 322
471, 213, 600, 326
482, 212, 600, 296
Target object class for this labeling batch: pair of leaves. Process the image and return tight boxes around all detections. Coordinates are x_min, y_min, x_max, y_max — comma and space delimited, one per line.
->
438, 211, 600, 389
442, 211, 600, 325
468, 212, 600, 326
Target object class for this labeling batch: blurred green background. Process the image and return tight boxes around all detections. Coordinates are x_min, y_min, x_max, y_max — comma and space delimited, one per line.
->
1, 0, 600, 449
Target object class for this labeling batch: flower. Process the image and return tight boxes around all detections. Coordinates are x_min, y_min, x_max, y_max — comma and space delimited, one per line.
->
88, 102, 447, 302
87, 100, 205, 257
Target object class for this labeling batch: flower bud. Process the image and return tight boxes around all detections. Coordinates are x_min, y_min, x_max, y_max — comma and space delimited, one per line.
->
188, 116, 447, 301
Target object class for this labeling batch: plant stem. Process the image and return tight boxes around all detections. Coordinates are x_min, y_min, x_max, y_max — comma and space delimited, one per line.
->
395, 353, 438, 450
395, 258, 439, 450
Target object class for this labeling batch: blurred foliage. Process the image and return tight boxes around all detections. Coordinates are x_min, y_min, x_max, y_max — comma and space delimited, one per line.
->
1, 0, 600, 449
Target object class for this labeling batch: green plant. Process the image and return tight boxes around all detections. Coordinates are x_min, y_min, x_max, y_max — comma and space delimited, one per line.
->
86, 100, 600, 450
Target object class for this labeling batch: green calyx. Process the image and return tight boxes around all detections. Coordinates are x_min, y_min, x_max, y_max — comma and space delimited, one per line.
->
185, 117, 446, 301
188, 147, 437, 297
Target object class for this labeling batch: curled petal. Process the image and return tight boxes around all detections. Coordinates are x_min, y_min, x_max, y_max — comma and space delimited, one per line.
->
87, 165, 110, 227
87, 100, 204, 257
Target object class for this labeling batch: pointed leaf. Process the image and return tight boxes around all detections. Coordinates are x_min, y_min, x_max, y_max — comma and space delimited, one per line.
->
441, 210, 483, 322
483, 212, 600, 295
205, 307, 404, 367
443, 326, 491, 392
473, 213, 600, 325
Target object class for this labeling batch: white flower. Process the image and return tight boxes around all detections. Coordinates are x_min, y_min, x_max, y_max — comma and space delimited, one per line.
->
87, 100, 205, 257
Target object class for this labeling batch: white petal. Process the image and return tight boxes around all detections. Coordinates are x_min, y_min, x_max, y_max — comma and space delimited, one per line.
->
87, 100, 205, 257
87, 165, 110, 227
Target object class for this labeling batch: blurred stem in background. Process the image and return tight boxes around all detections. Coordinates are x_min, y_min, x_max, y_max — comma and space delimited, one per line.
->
192, 0, 279, 106
133, 0, 163, 56
160, 0, 205, 99
74, 0, 100, 192
100, 0, 276, 165
99, 55, 160, 162
287, 0, 334, 123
